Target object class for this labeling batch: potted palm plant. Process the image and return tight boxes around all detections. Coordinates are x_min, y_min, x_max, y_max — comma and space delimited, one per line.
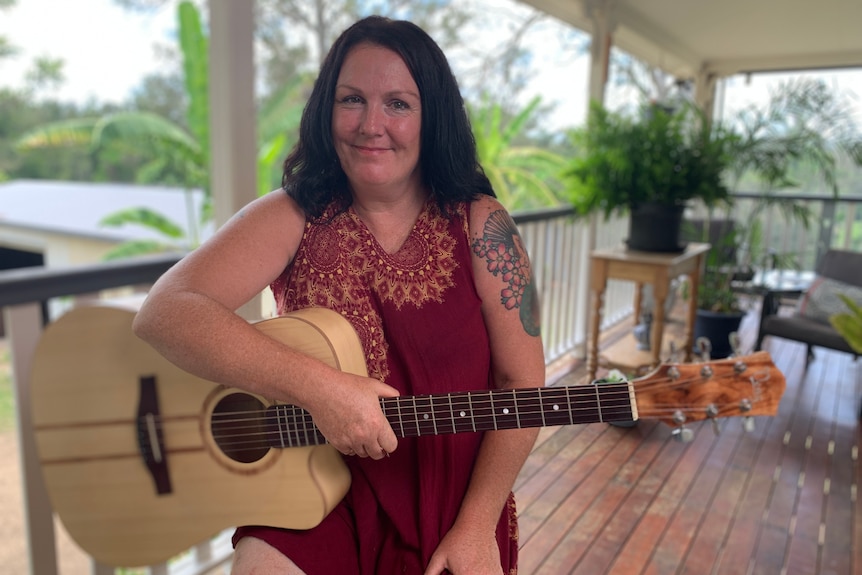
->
564, 101, 733, 252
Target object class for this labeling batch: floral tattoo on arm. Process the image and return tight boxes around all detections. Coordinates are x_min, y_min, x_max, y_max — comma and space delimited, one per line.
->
471, 209, 541, 337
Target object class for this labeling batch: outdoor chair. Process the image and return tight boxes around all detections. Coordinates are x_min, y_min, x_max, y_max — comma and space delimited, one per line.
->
755, 248, 862, 367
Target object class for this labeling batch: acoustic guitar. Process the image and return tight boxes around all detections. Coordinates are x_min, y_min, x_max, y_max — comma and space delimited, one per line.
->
29, 303, 785, 567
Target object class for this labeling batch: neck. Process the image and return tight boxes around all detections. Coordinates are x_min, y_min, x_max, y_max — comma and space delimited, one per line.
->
350, 188, 429, 254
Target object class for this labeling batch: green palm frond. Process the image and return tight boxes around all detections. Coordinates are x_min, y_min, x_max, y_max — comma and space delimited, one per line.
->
101, 240, 181, 261
830, 294, 862, 354
100, 207, 186, 239
470, 96, 567, 210
16, 117, 98, 149
178, 0, 209, 168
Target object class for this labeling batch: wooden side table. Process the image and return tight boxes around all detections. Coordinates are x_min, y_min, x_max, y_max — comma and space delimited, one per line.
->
586, 242, 711, 381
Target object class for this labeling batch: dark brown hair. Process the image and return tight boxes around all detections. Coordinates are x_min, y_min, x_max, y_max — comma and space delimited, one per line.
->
281, 15, 494, 218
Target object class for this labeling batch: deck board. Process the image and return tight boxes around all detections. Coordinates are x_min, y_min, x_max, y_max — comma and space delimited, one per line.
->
516, 307, 860, 574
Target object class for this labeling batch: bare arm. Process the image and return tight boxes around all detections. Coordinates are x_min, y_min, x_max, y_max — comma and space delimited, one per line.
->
132, 191, 399, 458
425, 195, 545, 575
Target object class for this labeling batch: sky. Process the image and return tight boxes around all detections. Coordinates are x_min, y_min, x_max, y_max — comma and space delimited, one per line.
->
0, 0, 592, 128
0, 0, 177, 104
0, 0, 859, 131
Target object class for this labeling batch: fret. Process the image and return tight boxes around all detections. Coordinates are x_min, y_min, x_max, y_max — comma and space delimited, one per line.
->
471, 391, 494, 432
395, 397, 405, 438
296, 404, 310, 446
539, 388, 546, 428
289, 405, 301, 447
411, 395, 422, 437
467, 392, 477, 432
446, 393, 458, 433
565, 386, 574, 425
273, 405, 288, 448
594, 384, 604, 423
513, 389, 521, 429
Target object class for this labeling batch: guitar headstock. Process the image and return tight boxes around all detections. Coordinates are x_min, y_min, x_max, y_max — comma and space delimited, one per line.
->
632, 351, 786, 429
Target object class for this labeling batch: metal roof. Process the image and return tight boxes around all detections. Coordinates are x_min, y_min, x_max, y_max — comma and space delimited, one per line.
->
0, 179, 207, 244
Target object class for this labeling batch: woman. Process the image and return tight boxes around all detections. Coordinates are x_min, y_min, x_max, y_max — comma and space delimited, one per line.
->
133, 15, 545, 575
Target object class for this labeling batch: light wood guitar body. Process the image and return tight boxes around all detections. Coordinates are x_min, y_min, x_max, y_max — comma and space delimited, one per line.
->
31, 304, 362, 567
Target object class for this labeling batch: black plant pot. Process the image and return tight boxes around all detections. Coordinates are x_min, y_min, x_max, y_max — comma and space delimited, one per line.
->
626, 202, 686, 253
693, 309, 745, 359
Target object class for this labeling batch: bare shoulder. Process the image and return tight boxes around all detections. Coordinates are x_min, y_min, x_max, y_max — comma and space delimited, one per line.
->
467, 195, 541, 338
467, 194, 509, 232
228, 189, 306, 231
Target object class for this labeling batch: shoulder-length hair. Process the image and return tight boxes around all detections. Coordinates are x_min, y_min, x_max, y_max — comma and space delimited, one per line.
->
282, 15, 494, 218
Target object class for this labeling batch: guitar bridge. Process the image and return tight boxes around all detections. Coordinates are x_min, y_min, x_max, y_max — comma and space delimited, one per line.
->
137, 375, 173, 495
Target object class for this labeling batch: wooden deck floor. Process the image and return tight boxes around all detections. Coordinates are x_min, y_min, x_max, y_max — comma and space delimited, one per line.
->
514, 309, 861, 575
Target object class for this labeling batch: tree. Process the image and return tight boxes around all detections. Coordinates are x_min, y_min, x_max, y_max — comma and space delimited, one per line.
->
470, 96, 568, 210
18, 1, 209, 258
0, 0, 16, 60
19, 1, 308, 258
25, 56, 66, 97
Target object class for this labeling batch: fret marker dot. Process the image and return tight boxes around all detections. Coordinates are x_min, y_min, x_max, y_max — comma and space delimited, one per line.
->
423, 414, 429, 420
503, 408, 510, 415
553, 404, 560, 411
459, 411, 466, 417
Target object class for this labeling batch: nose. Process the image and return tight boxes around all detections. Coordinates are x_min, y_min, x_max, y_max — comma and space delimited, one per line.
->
360, 104, 384, 136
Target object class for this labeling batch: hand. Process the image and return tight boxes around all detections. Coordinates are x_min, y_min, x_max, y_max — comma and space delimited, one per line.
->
308, 371, 399, 460
424, 522, 502, 575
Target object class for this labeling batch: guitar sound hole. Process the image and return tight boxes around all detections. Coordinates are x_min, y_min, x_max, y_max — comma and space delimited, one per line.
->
211, 392, 271, 464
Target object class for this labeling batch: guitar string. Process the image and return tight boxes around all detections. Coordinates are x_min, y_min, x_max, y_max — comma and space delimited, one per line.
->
174, 371, 763, 450
142, 370, 756, 449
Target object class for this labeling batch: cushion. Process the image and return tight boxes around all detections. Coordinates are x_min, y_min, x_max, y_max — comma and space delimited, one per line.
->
796, 276, 862, 325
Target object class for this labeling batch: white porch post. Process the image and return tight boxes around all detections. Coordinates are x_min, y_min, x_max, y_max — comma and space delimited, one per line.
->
694, 69, 720, 120
585, 0, 617, 105
208, 0, 263, 320
208, 0, 257, 228
6, 304, 57, 575
576, 0, 618, 360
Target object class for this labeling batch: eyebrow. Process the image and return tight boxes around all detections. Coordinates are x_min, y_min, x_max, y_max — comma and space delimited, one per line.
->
335, 83, 420, 100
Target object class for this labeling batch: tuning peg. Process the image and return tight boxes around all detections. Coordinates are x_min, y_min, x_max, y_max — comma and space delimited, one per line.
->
696, 337, 712, 362
672, 426, 694, 443
729, 332, 742, 357
743, 417, 756, 432
670, 410, 694, 442
706, 404, 721, 436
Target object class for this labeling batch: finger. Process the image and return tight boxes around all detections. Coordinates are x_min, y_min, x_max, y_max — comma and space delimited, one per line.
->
379, 433, 398, 455
377, 441, 393, 458
371, 380, 401, 399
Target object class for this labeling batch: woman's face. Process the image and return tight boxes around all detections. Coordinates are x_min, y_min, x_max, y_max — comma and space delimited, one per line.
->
331, 44, 423, 195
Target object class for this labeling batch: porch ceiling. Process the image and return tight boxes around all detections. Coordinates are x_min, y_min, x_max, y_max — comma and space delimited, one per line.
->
519, 0, 862, 78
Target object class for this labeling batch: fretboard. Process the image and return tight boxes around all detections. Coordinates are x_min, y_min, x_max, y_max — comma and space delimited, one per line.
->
265, 383, 636, 449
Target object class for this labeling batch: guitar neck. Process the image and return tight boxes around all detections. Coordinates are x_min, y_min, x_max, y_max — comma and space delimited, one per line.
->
266, 383, 637, 448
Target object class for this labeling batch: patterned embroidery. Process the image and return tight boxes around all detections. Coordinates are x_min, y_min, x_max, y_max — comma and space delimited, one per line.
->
277, 201, 464, 382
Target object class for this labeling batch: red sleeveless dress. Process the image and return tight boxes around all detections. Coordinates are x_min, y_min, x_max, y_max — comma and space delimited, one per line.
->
232, 199, 519, 574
